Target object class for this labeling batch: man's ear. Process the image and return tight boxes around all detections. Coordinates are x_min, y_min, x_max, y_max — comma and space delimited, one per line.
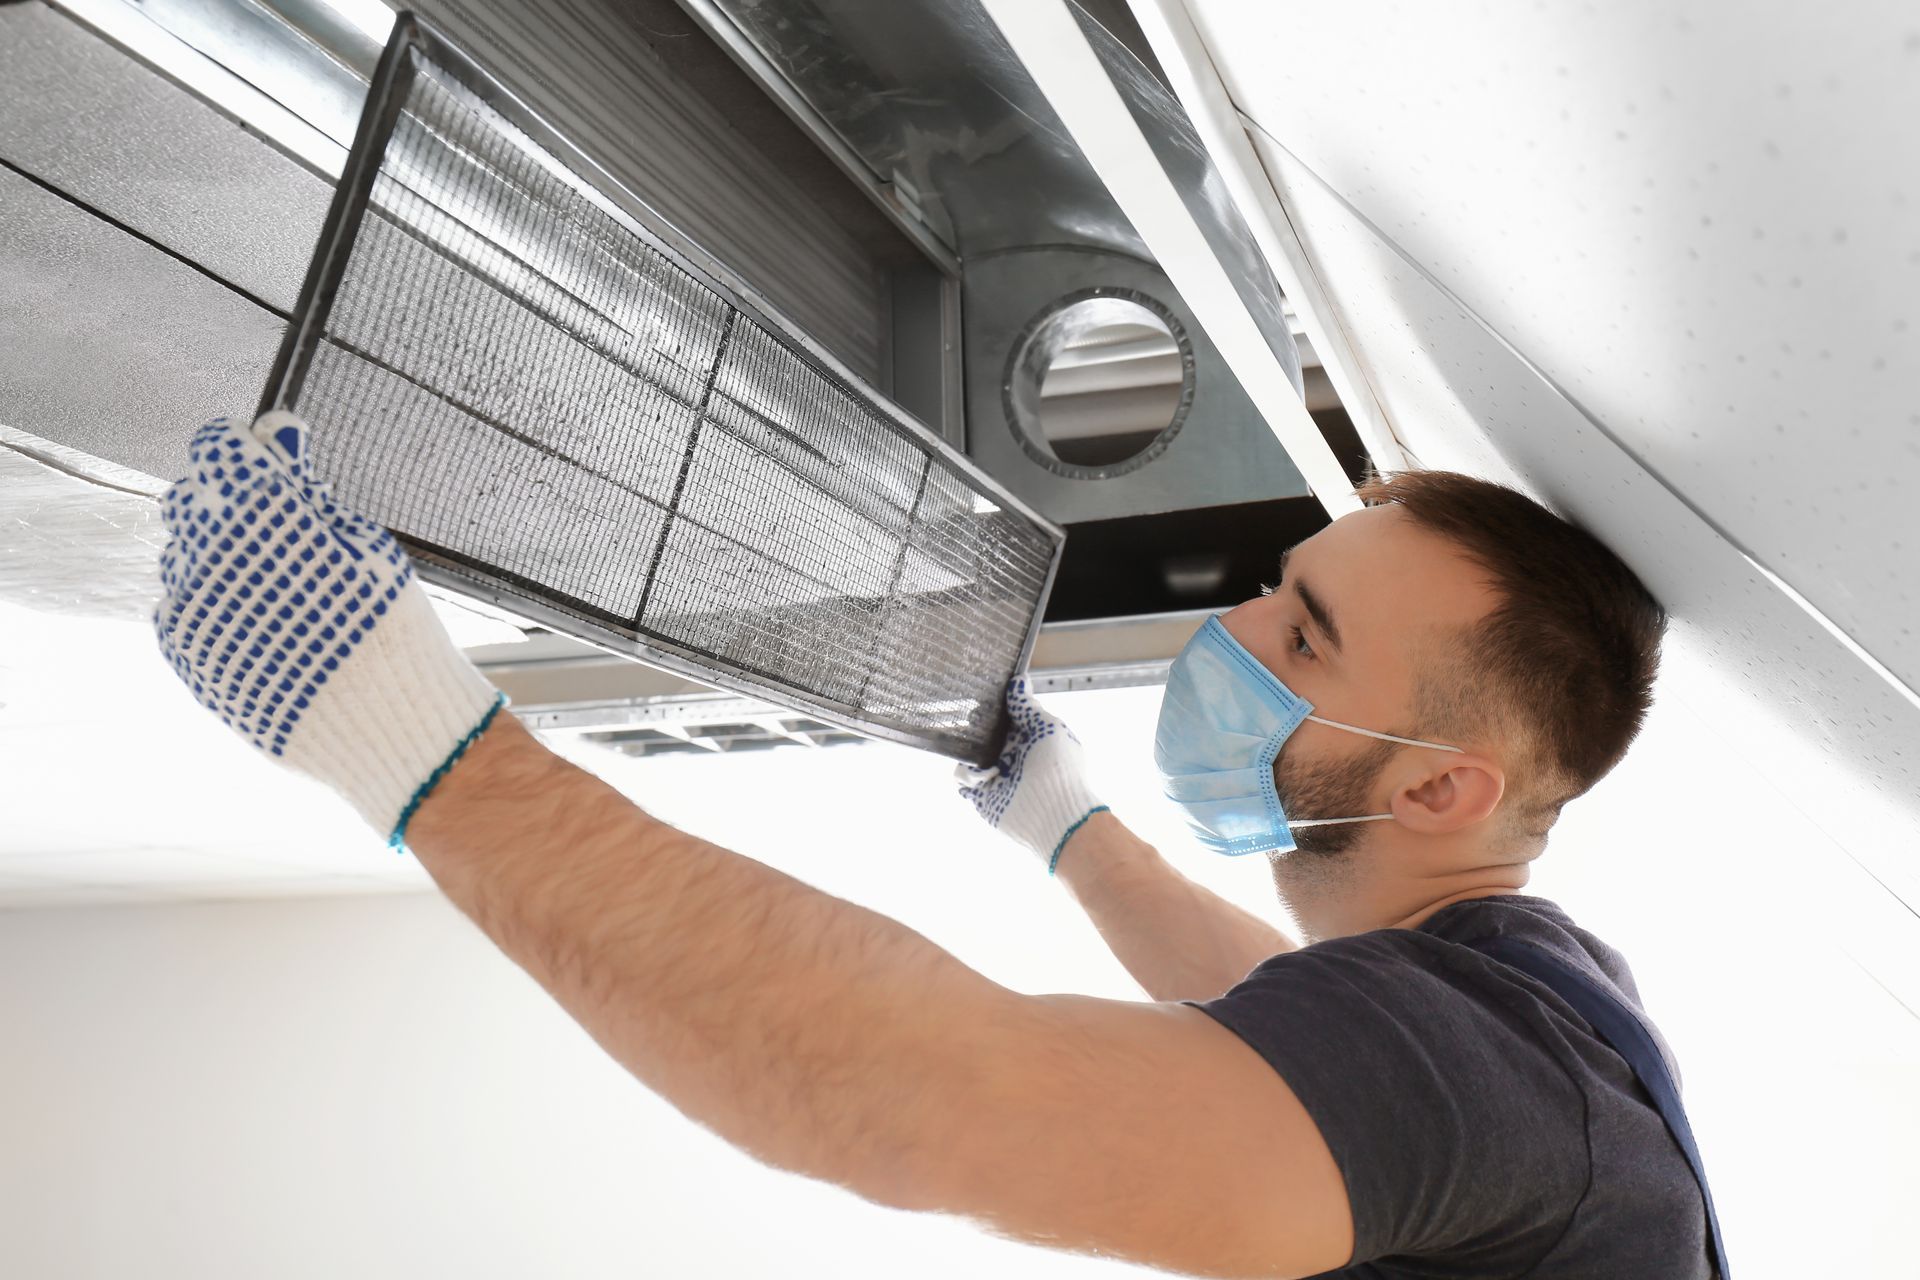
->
1389, 753, 1505, 834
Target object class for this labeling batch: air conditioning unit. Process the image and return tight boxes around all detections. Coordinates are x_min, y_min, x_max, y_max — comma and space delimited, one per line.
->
0, 0, 1368, 742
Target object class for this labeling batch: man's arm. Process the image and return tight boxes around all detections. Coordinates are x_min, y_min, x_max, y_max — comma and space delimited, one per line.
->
152, 415, 1347, 1275
411, 714, 1353, 1278
956, 682, 1296, 1003
1051, 812, 1298, 1001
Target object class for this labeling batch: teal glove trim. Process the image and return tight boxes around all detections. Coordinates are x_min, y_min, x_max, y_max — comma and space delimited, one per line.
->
388, 692, 509, 852
1047, 805, 1110, 876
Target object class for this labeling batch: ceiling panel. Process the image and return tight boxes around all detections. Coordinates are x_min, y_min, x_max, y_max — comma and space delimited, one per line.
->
1184, 0, 1920, 694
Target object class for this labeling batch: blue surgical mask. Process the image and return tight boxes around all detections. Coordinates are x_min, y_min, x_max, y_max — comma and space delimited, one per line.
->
1154, 616, 1463, 855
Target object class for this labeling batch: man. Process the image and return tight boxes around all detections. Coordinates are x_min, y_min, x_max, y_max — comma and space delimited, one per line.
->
155, 410, 1716, 1278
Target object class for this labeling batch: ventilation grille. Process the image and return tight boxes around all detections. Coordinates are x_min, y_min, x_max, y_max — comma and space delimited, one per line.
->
261, 15, 1061, 763
585, 717, 869, 758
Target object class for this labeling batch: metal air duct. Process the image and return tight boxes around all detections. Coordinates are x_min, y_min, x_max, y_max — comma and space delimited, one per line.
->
676, 0, 1323, 528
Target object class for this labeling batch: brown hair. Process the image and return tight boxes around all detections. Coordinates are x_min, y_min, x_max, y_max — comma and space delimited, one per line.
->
1354, 471, 1667, 845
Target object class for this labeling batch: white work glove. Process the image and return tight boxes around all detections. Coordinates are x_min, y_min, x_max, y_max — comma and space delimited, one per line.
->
956, 678, 1109, 875
155, 411, 506, 847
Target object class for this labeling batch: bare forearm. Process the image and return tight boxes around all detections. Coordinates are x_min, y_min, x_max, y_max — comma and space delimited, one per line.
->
407, 714, 1002, 1207
1052, 812, 1296, 1001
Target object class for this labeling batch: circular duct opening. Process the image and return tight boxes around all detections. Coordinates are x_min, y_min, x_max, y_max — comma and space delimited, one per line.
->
1005, 290, 1194, 477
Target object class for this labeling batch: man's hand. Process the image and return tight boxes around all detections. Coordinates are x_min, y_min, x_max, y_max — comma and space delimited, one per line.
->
959, 680, 1297, 999
956, 678, 1109, 873
154, 412, 504, 844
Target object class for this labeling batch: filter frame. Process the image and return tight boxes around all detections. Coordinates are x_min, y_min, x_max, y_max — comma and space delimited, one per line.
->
260, 11, 1065, 764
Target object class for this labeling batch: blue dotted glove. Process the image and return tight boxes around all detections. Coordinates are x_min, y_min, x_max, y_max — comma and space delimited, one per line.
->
155, 411, 506, 846
956, 678, 1109, 875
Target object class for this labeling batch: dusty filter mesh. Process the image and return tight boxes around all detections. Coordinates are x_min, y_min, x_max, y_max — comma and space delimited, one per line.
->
261, 16, 1062, 764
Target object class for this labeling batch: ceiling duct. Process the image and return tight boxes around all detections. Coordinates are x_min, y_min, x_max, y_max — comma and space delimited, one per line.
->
0, 0, 943, 481
1, 0, 1341, 744
676, 0, 1320, 527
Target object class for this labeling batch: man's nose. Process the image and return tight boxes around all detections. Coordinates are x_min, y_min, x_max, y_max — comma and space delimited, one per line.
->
1216, 596, 1266, 646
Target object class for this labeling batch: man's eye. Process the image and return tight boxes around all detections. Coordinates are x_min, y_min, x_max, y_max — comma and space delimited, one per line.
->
1289, 625, 1316, 660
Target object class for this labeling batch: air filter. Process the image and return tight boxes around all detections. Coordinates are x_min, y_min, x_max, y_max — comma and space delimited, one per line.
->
260, 13, 1063, 764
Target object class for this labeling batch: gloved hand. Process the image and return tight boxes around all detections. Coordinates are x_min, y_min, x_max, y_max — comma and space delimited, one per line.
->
956, 678, 1109, 875
154, 411, 506, 847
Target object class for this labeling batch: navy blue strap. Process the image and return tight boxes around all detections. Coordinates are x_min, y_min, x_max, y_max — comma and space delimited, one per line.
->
1466, 936, 1729, 1279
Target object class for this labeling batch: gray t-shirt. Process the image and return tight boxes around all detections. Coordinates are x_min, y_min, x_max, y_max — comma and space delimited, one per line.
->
1190, 894, 1713, 1278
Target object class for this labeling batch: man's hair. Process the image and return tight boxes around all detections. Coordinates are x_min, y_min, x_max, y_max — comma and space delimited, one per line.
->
1354, 471, 1667, 850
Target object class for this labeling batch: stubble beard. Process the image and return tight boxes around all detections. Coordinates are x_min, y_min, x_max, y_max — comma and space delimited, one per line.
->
1266, 738, 1399, 933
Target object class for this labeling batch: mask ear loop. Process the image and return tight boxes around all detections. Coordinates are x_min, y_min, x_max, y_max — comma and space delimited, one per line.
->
1284, 718, 1467, 829
1302, 714, 1464, 754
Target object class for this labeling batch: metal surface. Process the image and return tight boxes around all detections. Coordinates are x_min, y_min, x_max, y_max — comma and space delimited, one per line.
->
699, 0, 1124, 259
44, 0, 352, 179
0, 164, 284, 482
963, 248, 1301, 522
978, 0, 1358, 517
581, 717, 870, 755
476, 609, 1207, 735
1065, 3, 1300, 390
667, 0, 962, 276
884, 260, 967, 448
696, 0, 1300, 311
1004, 290, 1194, 477
46, 0, 930, 394
0, 3, 318, 483
678, 0, 1316, 523
1122, 0, 1408, 471
399, 0, 899, 388
79, 0, 380, 160
267, 15, 1064, 763
523, 694, 781, 733
0, 3, 333, 315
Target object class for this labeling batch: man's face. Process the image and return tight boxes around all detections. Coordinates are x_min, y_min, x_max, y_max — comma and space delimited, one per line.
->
1217, 506, 1499, 857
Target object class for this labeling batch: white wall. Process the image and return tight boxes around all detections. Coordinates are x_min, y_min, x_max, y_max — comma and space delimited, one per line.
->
0, 890, 1142, 1279
0, 706, 1161, 1280
3, 684, 1917, 1277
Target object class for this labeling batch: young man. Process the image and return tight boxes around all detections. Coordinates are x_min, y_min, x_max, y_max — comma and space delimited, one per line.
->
155, 411, 1717, 1278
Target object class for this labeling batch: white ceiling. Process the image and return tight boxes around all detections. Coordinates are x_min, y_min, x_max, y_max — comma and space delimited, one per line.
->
1182, 0, 1920, 682
0, 436, 527, 907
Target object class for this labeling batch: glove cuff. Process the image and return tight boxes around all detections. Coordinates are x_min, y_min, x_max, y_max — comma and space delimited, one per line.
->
1048, 804, 1111, 875
277, 578, 506, 846
1002, 756, 1108, 875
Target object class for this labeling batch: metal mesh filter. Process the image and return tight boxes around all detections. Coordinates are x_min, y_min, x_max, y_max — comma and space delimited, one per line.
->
261, 15, 1062, 763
